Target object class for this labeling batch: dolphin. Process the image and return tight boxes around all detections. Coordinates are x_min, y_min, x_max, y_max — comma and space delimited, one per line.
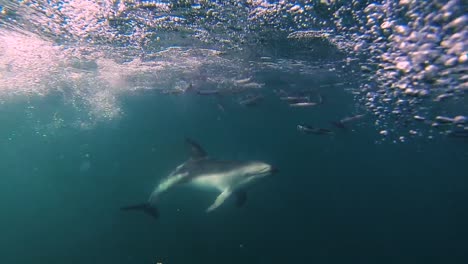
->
121, 138, 276, 219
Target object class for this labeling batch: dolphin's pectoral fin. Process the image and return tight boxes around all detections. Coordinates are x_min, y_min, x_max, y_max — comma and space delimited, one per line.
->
185, 138, 208, 160
234, 190, 247, 208
206, 189, 232, 212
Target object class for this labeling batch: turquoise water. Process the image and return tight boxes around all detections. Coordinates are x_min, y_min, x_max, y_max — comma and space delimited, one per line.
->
1, 0, 467, 263
1, 86, 467, 263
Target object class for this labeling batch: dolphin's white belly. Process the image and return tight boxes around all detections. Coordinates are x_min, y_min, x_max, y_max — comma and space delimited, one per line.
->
189, 172, 240, 191
140, 139, 274, 216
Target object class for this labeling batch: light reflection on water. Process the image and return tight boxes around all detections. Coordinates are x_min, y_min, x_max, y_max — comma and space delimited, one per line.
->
0, 0, 466, 140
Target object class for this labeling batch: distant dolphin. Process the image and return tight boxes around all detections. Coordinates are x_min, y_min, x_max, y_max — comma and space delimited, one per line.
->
297, 124, 334, 135
332, 114, 366, 129
121, 138, 276, 219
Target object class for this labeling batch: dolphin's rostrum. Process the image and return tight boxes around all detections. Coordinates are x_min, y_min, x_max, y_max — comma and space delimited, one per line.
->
121, 138, 276, 219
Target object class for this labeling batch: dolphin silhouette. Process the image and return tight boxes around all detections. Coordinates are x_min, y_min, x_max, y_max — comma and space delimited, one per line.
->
121, 138, 276, 219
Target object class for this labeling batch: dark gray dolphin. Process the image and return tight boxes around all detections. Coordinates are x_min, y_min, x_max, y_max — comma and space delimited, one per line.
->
121, 138, 275, 219
297, 124, 334, 135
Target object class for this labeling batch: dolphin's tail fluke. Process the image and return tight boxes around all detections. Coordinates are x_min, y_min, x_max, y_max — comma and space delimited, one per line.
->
120, 203, 159, 220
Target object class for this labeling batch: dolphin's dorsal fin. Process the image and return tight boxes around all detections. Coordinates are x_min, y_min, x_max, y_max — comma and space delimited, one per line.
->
185, 138, 207, 159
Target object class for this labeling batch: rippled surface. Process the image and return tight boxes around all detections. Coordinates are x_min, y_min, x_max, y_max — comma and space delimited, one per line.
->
1, 2, 468, 264
0, 0, 466, 140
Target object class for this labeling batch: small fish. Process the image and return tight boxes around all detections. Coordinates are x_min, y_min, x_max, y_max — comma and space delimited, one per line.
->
413, 115, 426, 121
435, 116, 455, 123
332, 114, 365, 128
280, 96, 310, 101
240, 82, 264, 89
289, 102, 317, 107
434, 93, 453, 102
234, 77, 252, 85
239, 95, 263, 107
340, 114, 365, 123
297, 125, 334, 135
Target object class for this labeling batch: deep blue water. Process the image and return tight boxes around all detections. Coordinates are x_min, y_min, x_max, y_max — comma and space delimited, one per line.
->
1, 81, 467, 264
